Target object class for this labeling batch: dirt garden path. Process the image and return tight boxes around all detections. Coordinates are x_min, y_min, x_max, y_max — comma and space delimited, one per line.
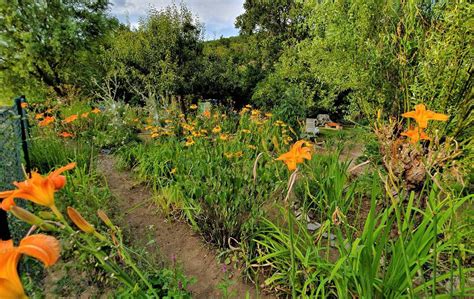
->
97, 154, 272, 299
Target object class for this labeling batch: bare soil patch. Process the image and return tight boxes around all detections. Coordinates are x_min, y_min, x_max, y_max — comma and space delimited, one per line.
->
97, 154, 272, 299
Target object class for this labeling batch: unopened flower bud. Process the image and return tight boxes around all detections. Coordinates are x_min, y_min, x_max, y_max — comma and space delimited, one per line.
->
97, 209, 114, 228
11, 206, 44, 226
52, 175, 67, 190
67, 207, 95, 233
38, 211, 56, 220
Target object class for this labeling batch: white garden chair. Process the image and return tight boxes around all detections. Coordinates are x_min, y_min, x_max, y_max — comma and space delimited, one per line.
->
303, 118, 319, 138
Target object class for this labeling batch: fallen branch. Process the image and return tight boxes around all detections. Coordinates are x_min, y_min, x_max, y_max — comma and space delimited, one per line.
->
349, 160, 370, 173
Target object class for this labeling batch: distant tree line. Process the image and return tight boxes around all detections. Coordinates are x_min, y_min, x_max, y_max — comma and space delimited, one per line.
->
1, 0, 471, 138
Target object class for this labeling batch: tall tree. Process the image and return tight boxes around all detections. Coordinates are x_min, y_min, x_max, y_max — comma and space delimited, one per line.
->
0, 0, 116, 97
106, 4, 203, 107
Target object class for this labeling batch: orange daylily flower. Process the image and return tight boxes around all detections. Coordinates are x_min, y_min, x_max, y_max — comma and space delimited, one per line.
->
402, 104, 448, 129
276, 140, 312, 171
401, 126, 431, 143
63, 114, 78, 124
20, 102, 28, 108
38, 116, 55, 127
202, 110, 211, 118
91, 108, 101, 114
34, 113, 44, 120
58, 132, 74, 138
81, 112, 89, 118
0, 234, 60, 298
0, 162, 76, 211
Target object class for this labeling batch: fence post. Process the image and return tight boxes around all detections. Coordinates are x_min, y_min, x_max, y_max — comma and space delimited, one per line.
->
15, 96, 31, 176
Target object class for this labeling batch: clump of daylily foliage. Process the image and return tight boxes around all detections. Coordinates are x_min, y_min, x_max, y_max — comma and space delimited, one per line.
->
3, 100, 471, 298
117, 101, 471, 297
0, 163, 191, 297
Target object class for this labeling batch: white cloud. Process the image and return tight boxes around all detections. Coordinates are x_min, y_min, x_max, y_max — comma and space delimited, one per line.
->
109, 0, 244, 39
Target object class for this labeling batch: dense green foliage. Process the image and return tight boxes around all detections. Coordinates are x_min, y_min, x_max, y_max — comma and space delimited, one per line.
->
0, 0, 117, 99
253, 0, 473, 137
3, 1, 472, 297
104, 4, 203, 107
2, 1, 471, 138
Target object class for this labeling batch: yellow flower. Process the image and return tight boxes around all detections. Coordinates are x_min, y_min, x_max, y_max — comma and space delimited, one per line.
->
276, 140, 313, 171
212, 126, 222, 133
185, 138, 195, 146
170, 168, 177, 174
402, 104, 448, 129
219, 134, 230, 141
234, 151, 243, 158
224, 152, 233, 159
275, 120, 285, 127
265, 113, 273, 118
241, 129, 251, 134
190, 104, 198, 110
192, 131, 202, 137
247, 144, 257, 150
164, 119, 173, 123
240, 107, 250, 114
251, 109, 260, 116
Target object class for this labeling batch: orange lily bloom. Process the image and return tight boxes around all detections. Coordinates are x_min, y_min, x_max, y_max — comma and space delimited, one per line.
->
81, 112, 89, 118
202, 110, 211, 118
20, 102, 28, 108
0, 234, 60, 298
58, 132, 74, 138
91, 108, 101, 114
401, 104, 448, 129
34, 113, 44, 120
63, 114, 78, 124
0, 162, 76, 211
276, 140, 312, 171
401, 126, 431, 143
38, 116, 55, 127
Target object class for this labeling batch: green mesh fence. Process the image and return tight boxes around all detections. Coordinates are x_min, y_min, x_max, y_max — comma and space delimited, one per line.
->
0, 104, 23, 191
0, 100, 27, 240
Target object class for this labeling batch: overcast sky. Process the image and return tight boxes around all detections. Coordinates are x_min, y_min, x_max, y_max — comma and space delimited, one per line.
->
109, 0, 245, 40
